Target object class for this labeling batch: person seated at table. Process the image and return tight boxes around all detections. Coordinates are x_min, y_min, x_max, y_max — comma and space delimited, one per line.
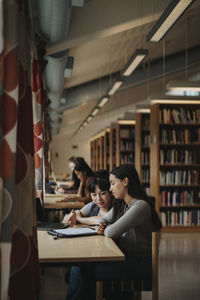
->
62, 170, 113, 226
55, 156, 82, 194
61, 159, 95, 203
66, 164, 162, 300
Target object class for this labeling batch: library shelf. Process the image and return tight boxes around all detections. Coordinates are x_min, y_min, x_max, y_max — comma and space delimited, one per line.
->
135, 113, 150, 194
150, 103, 200, 232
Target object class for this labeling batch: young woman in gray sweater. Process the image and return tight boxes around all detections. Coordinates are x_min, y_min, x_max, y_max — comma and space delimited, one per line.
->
66, 164, 162, 300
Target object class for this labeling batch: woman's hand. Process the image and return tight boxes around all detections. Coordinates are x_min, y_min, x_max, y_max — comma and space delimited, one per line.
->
55, 187, 65, 194
61, 214, 70, 224
74, 210, 82, 222
96, 222, 106, 235
68, 210, 77, 227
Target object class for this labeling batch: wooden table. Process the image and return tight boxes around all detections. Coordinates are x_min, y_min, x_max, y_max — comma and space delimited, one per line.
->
37, 229, 125, 299
37, 230, 125, 264
44, 193, 85, 210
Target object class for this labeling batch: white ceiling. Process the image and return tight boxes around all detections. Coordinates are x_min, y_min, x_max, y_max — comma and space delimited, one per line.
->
44, 0, 200, 141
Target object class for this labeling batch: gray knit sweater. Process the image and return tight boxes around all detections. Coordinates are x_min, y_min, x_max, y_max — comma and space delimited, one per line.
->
100, 199, 152, 256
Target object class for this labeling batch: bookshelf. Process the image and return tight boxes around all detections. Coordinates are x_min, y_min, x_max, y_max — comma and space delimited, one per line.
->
135, 113, 150, 195
90, 121, 135, 172
110, 125, 116, 171
116, 120, 135, 167
105, 129, 110, 171
90, 140, 95, 170
150, 103, 200, 232
90, 130, 108, 171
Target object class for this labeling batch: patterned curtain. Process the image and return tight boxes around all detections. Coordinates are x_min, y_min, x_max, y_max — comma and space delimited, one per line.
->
0, 1, 40, 300
32, 57, 44, 206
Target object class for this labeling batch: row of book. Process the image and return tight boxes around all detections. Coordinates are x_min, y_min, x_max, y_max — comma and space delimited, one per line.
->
120, 128, 135, 139
141, 116, 150, 129
160, 190, 200, 206
120, 140, 134, 151
160, 108, 200, 124
141, 150, 150, 164
142, 134, 150, 147
160, 128, 200, 144
160, 170, 199, 185
160, 209, 200, 226
120, 153, 134, 164
160, 149, 199, 164
141, 169, 150, 182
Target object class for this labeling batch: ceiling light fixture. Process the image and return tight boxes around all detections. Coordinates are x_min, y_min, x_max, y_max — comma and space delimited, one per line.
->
146, 0, 195, 42
166, 80, 200, 92
136, 108, 150, 113
91, 107, 100, 116
117, 120, 136, 125
121, 49, 148, 76
98, 96, 109, 107
149, 97, 200, 105
87, 115, 93, 122
108, 79, 123, 95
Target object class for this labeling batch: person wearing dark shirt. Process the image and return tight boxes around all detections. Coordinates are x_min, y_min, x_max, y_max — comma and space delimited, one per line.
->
55, 157, 81, 194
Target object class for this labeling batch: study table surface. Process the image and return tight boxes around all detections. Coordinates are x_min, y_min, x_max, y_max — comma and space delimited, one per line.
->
37, 230, 125, 264
44, 193, 85, 210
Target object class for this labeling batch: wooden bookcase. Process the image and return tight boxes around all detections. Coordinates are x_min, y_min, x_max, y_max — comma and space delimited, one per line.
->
90, 140, 95, 170
150, 103, 200, 232
110, 125, 117, 171
104, 129, 110, 171
115, 120, 135, 167
90, 130, 108, 171
90, 121, 135, 172
135, 113, 150, 195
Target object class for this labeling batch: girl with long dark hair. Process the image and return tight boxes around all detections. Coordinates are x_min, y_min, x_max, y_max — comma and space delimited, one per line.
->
66, 164, 162, 300
61, 158, 95, 203
62, 171, 113, 226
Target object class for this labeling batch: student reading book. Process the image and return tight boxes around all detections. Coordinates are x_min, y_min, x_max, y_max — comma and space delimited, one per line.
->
62, 170, 113, 226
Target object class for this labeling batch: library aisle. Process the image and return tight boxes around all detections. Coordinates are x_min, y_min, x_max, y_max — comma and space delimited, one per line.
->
39, 233, 200, 300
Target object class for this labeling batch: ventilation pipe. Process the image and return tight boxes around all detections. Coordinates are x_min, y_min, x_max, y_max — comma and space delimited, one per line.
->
36, 0, 73, 136
44, 50, 69, 110
36, 0, 72, 42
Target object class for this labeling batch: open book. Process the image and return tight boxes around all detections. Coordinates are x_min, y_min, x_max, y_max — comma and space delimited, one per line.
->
47, 227, 97, 238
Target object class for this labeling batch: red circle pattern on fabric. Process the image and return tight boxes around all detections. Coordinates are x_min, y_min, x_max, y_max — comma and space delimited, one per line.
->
0, 139, 13, 181
4, 51, 19, 92
34, 121, 43, 137
0, 93, 18, 135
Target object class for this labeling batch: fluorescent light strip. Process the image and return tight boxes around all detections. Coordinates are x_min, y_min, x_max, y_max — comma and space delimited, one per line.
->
117, 120, 136, 125
122, 55, 146, 76
87, 115, 93, 122
108, 81, 123, 95
150, 99, 200, 104
136, 108, 150, 113
98, 96, 109, 107
121, 49, 148, 76
147, 0, 194, 42
166, 81, 200, 92
91, 107, 100, 116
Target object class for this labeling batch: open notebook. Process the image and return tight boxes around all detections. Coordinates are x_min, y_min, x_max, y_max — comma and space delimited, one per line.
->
47, 227, 97, 238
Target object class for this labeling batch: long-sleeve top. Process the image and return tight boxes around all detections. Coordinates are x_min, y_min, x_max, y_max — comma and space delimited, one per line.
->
81, 202, 99, 217
100, 199, 152, 257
